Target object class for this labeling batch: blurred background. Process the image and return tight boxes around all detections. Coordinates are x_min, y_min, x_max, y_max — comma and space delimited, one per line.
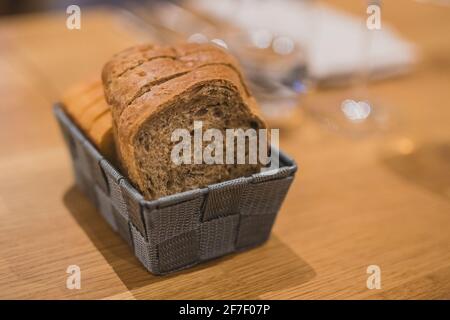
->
0, 0, 449, 299
0, 0, 423, 131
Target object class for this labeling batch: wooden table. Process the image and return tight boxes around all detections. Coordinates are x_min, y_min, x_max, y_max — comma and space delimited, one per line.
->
0, 1, 449, 299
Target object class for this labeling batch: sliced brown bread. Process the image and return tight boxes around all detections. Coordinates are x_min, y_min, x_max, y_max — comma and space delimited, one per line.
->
102, 43, 266, 199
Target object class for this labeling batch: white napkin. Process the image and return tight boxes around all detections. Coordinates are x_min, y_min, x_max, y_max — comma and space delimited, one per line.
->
189, 0, 417, 83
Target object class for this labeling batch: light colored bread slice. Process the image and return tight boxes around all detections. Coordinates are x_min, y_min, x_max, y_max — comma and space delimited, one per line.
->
103, 43, 266, 199
61, 79, 116, 164
62, 78, 103, 118
89, 111, 116, 163
79, 99, 109, 131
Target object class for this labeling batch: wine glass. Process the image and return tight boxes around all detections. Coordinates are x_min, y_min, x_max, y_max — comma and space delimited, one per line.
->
303, 0, 390, 137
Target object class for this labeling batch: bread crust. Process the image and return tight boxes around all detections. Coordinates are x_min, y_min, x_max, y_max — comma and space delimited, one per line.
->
103, 43, 251, 123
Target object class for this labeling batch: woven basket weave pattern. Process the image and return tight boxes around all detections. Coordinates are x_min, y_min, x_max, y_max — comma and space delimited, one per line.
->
54, 104, 297, 275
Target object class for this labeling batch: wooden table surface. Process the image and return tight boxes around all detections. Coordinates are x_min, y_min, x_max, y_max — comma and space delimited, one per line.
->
0, 1, 449, 299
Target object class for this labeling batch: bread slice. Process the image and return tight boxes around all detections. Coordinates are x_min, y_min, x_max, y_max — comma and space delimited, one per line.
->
103, 43, 249, 124
61, 79, 116, 164
62, 79, 104, 119
79, 99, 109, 130
103, 43, 266, 199
89, 111, 116, 163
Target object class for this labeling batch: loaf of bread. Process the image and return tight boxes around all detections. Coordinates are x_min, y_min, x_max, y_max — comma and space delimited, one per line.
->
61, 79, 117, 162
102, 43, 266, 199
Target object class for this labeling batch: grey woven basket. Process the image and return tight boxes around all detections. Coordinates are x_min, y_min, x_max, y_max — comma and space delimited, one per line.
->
54, 103, 297, 275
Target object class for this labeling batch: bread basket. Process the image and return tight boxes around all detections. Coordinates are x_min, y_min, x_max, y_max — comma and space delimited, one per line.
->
54, 103, 297, 275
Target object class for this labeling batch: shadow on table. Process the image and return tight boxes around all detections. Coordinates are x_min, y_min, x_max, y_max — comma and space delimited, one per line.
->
382, 141, 450, 201
64, 186, 315, 298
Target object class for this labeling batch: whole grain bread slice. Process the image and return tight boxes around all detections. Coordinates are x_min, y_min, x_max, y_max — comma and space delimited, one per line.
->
103, 43, 266, 199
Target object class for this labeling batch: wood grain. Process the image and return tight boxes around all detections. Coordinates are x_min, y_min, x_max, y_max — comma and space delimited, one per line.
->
0, 2, 449, 299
